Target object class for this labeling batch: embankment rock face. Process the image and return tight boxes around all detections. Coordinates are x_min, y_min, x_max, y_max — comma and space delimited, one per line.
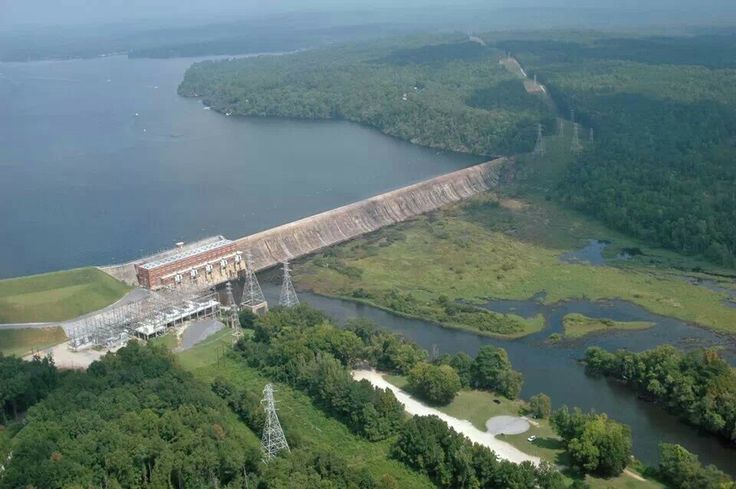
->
237, 158, 505, 271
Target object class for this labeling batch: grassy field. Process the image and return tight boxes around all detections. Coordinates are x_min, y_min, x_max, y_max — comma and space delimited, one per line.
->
382, 374, 664, 489
0, 327, 68, 357
562, 313, 655, 339
0, 268, 130, 323
296, 197, 736, 335
177, 339, 434, 488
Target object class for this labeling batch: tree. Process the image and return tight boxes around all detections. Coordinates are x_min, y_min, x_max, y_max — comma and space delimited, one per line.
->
408, 363, 461, 405
658, 443, 735, 489
528, 393, 552, 419
472, 346, 523, 399
551, 407, 632, 477
238, 309, 258, 329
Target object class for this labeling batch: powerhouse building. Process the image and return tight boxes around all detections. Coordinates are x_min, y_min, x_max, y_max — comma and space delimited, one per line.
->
134, 236, 243, 289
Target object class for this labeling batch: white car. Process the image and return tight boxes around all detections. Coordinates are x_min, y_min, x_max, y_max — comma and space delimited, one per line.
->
527, 435, 537, 442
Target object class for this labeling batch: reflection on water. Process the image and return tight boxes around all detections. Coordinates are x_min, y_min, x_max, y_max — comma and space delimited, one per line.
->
234, 280, 736, 474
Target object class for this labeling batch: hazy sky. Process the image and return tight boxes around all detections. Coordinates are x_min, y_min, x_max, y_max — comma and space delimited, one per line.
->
2, 0, 735, 30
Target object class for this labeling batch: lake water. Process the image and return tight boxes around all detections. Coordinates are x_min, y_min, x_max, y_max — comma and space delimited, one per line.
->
251, 280, 736, 475
0, 55, 479, 279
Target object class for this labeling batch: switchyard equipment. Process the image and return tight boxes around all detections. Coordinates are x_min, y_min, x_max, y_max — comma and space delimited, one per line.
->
134, 236, 243, 290
67, 287, 220, 350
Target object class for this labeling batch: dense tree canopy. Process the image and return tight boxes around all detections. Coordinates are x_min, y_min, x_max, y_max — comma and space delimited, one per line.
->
551, 406, 632, 477
585, 345, 736, 443
503, 34, 736, 266
471, 345, 523, 399
407, 362, 462, 405
1, 343, 261, 489
658, 443, 735, 489
179, 37, 553, 156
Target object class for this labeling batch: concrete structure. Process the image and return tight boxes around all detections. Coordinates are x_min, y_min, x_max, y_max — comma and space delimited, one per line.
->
105, 158, 505, 288
134, 236, 243, 290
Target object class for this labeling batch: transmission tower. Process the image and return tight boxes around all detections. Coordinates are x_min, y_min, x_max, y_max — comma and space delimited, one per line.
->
589, 127, 594, 145
533, 123, 545, 158
223, 281, 243, 343
571, 123, 583, 154
570, 107, 576, 124
261, 384, 290, 462
279, 261, 299, 308
241, 251, 268, 315
558, 118, 565, 136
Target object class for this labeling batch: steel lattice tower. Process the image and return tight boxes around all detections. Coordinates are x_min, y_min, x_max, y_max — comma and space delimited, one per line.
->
224, 282, 240, 333
261, 384, 290, 462
241, 251, 268, 315
589, 127, 594, 145
278, 261, 299, 308
571, 122, 583, 154
558, 118, 564, 136
533, 123, 545, 158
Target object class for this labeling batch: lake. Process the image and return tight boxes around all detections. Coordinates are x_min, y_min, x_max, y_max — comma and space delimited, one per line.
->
0, 55, 479, 279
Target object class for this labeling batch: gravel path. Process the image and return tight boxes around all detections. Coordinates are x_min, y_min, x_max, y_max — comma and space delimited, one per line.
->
352, 369, 540, 466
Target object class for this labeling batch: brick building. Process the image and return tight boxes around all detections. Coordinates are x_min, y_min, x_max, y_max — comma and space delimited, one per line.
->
135, 236, 243, 289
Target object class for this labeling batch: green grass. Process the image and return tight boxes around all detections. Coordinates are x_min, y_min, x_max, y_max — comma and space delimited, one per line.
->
176, 339, 434, 488
562, 313, 655, 339
148, 332, 178, 350
0, 327, 68, 357
381, 374, 664, 489
0, 268, 130, 323
296, 198, 736, 335
176, 328, 234, 371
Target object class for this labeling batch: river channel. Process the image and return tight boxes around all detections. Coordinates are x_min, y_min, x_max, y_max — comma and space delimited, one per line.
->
253, 280, 736, 475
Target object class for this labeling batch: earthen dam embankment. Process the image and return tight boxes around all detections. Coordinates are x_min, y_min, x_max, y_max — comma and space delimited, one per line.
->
237, 158, 505, 271
103, 158, 506, 285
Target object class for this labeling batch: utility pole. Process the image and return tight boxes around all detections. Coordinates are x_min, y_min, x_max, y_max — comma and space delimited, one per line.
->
278, 261, 299, 308
261, 384, 290, 462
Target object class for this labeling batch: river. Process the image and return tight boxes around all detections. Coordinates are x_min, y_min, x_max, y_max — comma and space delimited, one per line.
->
253, 280, 736, 475
0, 55, 479, 279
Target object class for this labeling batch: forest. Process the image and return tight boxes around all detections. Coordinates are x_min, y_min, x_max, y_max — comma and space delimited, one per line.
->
501, 34, 736, 267
179, 37, 554, 156
2, 305, 734, 487
585, 345, 736, 444
180, 31, 736, 267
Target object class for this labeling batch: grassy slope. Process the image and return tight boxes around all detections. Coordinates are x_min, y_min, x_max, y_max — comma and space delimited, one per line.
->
176, 333, 434, 489
383, 374, 664, 489
0, 268, 130, 323
0, 327, 68, 357
562, 313, 654, 339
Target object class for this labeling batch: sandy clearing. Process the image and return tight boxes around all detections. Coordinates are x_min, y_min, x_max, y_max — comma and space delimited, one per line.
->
353, 369, 540, 466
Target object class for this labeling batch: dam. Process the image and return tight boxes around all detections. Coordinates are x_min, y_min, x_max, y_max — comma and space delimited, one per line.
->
104, 158, 506, 289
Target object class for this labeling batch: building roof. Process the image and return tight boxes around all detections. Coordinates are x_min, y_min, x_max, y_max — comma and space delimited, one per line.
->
138, 237, 234, 271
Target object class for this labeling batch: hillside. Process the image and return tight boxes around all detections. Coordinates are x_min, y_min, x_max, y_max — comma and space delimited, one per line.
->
178, 36, 554, 156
